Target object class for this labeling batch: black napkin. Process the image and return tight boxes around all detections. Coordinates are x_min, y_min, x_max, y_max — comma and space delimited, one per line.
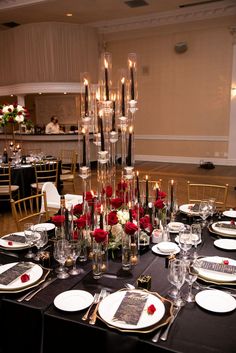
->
0, 263, 33, 285
3, 234, 26, 243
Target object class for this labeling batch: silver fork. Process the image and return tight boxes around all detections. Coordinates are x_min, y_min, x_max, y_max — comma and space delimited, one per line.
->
160, 305, 182, 341
82, 293, 99, 321
89, 289, 107, 325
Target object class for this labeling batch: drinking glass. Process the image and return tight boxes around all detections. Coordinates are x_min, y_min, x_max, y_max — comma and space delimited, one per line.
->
179, 225, 192, 260
199, 200, 210, 227
33, 227, 48, 261
168, 259, 186, 307
208, 198, 216, 219
191, 223, 202, 259
24, 222, 35, 259
53, 239, 70, 279
184, 261, 198, 302
68, 239, 81, 275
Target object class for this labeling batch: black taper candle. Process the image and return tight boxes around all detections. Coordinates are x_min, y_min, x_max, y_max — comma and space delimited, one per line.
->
85, 84, 88, 116
122, 81, 125, 116
100, 118, 105, 151
127, 130, 132, 166
136, 173, 140, 204
130, 66, 135, 100
105, 67, 109, 101
112, 100, 116, 131
82, 133, 86, 166
146, 177, 149, 208
100, 213, 103, 229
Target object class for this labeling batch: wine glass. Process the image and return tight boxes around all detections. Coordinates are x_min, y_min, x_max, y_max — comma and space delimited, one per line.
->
33, 227, 48, 261
191, 223, 202, 259
199, 200, 210, 227
179, 225, 192, 260
53, 239, 70, 279
184, 260, 198, 302
168, 259, 186, 307
208, 197, 216, 221
68, 239, 81, 275
24, 222, 35, 259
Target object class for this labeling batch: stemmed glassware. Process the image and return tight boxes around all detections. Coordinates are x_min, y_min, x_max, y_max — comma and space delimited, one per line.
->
53, 239, 70, 279
68, 239, 81, 275
167, 259, 186, 307
24, 223, 35, 259
33, 227, 48, 261
191, 223, 202, 259
179, 225, 192, 260
199, 200, 210, 227
184, 260, 198, 302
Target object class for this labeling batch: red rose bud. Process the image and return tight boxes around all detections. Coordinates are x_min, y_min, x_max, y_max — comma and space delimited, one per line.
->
108, 211, 118, 226
21, 274, 30, 283
230, 220, 235, 225
124, 221, 138, 235
110, 197, 123, 209
8, 241, 13, 246
147, 304, 156, 315
223, 259, 229, 265
93, 229, 108, 243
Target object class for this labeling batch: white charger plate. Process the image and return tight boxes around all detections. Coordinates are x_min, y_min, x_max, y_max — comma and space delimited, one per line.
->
0, 262, 43, 290
0, 232, 29, 250
179, 204, 199, 215
193, 256, 236, 283
223, 210, 236, 218
168, 222, 185, 233
33, 223, 55, 231
212, 222, 236, 236
195, 290, 236, 313
152, 243, 180, 256
54, 290, 94, 312
98, 289, 165, 330
214, 238, 236, 250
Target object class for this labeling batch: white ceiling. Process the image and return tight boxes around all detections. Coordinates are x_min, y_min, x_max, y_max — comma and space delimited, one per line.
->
0, 0, 234, 30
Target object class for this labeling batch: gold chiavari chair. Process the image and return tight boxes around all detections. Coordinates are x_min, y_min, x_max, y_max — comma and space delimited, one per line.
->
31, 160, 59, 194
0, 162, 20, 203
11, 192, 49, 231
59, 151, 78, 193
187, 181, 229, 210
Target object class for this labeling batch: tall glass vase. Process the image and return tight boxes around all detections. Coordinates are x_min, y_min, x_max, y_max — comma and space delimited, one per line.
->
92, 239, 107, 279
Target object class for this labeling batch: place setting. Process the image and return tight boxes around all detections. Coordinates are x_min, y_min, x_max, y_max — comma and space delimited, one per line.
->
152, 241, 180, 256
209, 221, 236, 238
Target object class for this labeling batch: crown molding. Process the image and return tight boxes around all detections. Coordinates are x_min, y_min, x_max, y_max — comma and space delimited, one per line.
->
91, 1, 236, 33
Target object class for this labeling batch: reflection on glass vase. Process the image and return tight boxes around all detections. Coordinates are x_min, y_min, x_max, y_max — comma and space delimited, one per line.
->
78, 228, 88, 262
122, 230, 138, 271
92, 228, 108, 279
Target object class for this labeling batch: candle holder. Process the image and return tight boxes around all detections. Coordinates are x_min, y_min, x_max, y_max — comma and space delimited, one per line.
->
119, 116, 128, 168
81, 72, 90, 117
167, 179, 177, 221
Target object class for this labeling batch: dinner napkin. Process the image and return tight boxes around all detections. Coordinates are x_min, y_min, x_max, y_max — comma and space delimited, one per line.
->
196, 260, 236, 275
189, 204, 200, 212
112, 292, 148, 325
3, 234, 26, 243
0, 263, 33, 285
215, 223, 236, 230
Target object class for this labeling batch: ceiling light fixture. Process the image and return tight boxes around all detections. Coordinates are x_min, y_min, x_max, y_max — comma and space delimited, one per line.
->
66, 13, 73, 17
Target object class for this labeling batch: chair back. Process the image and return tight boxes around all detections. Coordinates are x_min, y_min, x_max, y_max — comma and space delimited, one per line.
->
60, 149, 77, 174
41, 182, 60, 212
187, 181, 229, 210
0, 162, 19, 201
11, 192, 49, 231
33, 160, 59, 193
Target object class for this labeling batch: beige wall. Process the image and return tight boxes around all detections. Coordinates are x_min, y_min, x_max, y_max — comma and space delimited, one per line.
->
105, 16, 236, 164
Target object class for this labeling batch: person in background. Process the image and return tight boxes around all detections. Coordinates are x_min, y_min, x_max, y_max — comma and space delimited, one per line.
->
45, 116, 60, 134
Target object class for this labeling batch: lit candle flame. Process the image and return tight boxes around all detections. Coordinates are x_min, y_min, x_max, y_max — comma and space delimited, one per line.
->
104, 58, 108, 69
146, 175, 148, 181
136, 171, 139, 177
81, 127, 86, 134
129, 125, 133, 134
84, 78, 88, 86
121, 77, 125, 84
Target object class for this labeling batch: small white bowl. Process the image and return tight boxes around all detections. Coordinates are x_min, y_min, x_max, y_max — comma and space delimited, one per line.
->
157, 241, 177, 253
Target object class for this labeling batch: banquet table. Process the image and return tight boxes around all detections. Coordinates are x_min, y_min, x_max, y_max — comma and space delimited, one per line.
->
0, 216, 236, 353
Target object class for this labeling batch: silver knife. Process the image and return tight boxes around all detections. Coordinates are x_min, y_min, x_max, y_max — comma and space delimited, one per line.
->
0, 250, 19, 258
23, 277, 57, 301
160, 306, 182, 341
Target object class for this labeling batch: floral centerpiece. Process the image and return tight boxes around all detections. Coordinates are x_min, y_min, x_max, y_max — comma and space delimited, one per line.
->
0, 103, 29, 127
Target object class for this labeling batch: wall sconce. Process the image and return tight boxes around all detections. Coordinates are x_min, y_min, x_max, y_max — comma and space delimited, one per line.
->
231, 87, 236, 98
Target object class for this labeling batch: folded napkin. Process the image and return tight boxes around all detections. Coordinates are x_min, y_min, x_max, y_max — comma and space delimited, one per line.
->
0, 263, 33, 286
189, 204, 200, 212
196, 260, 236, 275
113, 292, 148, 325
3, 234, 26, 243
215, 223, 236, 230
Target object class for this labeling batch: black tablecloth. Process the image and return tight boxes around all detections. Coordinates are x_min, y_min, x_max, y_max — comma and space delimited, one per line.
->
0, 218, 236, 353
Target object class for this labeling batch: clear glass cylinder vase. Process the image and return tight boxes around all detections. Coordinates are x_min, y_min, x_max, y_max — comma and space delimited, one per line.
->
92, 240, 107, 279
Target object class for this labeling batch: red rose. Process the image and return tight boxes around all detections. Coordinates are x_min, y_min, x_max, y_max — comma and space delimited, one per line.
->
140, 215, 150, 230
51, 215, 65, 227
159, 191, 167, 199
74, 215, 86, 229
147, 304, 156, 315
154, 199, 165, 209
124, 222, 138, 235
108, 211, 118, 226
223, 259, 229, 265
85, 192, 93, 206
105, 185, 113, 198
93, 229, 108, 243
8, 241, 13, 246
73, 203, 83, 216
21, 274, 30, 283
110, 198, 123, 209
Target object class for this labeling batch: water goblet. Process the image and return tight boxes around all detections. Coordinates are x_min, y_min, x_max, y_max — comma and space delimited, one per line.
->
33, 227, 48, 261
184, 261, 198, 302
24, 223, 35, 259
199, 200, 210, 227
53, 239, 70, 279
168, 259, 186, 307
191, 223, 202, 259
208, 198, 216, 220
179, 225, 192, 260
68, 239, 81, 275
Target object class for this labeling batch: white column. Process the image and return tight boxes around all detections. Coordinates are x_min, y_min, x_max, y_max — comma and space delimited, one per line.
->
16, 95, 25, 107
228, 27, 236, 162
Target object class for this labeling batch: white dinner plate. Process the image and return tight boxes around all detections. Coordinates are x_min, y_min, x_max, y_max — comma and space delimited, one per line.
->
168, 222, 185, 233
223, 210, 236, 218
152, 243, 180, 256
98, 289, 165, 330
175, 235, 202, 246
211, 222, 236, 236
214, 238, 236, 251
195, 290, 236, 313
33, 223, 55, 231
193, 256, 236, 282
0, 232, 29, 250
0, 262, 43, 290
54, 290, 94, 312
179, 204, 200, 215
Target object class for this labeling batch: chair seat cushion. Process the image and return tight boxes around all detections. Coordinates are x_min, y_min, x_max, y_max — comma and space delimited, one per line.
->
30, 182, 44, 190
0, 185, 19, 194
60, 174, 74, 181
